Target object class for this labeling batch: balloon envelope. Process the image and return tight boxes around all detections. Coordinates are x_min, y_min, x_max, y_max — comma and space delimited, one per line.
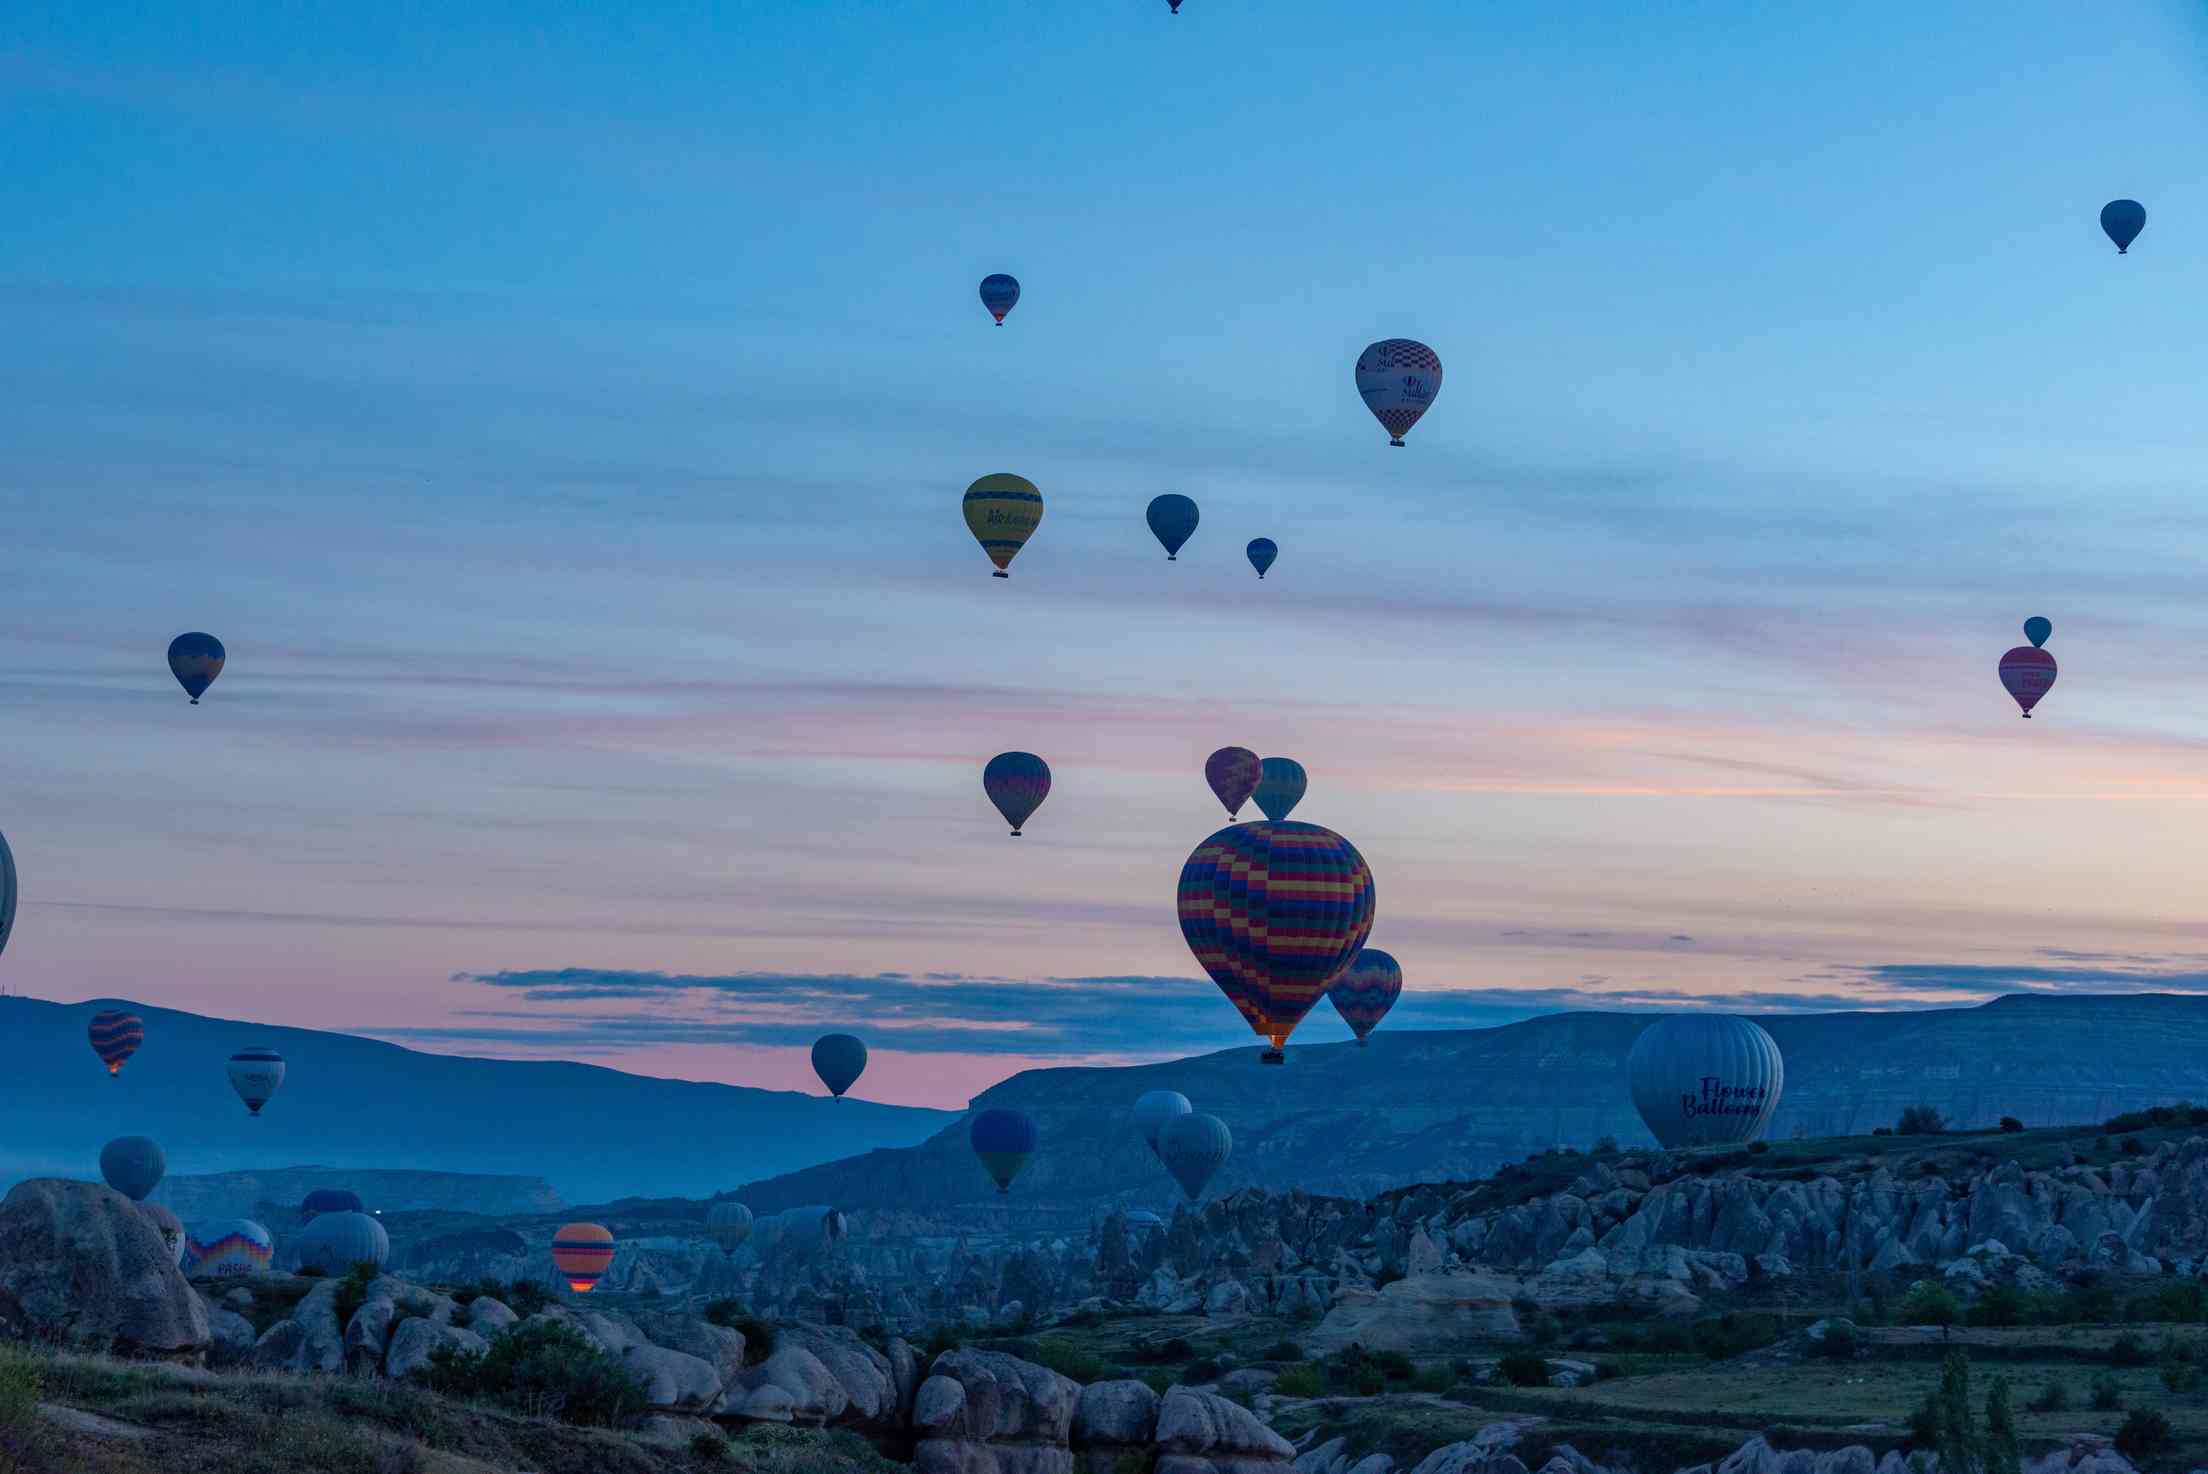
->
185, 1218, 274, 1277
1328, 948, 1403, 1043
812, 1034, 868, 1098
100, 1136, 165, 1201
88, 1010, 144, 1077
1146, 494, 1200, 559
2023, 616, 2052, 649
969, 1107, 1039, 1194
167, 632, 225, 703
707, 1201, 754, 1257
980, 273, 1021, 323
551, 1222, 616, 1293
301, 1188, 365, 1222
964, 474, 1043, 576
137, 1202, 186, 1267
2101, 199, 2146, 253
0, 828, 15, 963
227, 1046, 286, 1116
1178, 820, 1376, 1062
1355, 339, 1443, 445
983, 751, 1051, 836
1627, 1014, 1784, 1149
1252, 757, 1306, 822
1203, 747, 1260, 818
1246, 538, 1277, 579
1158, 1113, 1232, 1200
1999, 646, 2057, 717
297, 1210, 390, 1274
1132, 1090, 1192, 1160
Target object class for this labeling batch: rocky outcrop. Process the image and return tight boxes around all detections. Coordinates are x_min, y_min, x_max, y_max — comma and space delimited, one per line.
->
0, 1179, 210, 1358
1307, 1272, 1521, 1353
385, 1317, 486, 1380
914, 1348, 1082, 1474
1072, 1378, 1160, 1472
1154, 1387, 1297, 1474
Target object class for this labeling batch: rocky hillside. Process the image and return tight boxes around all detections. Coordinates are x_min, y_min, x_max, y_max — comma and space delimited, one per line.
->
735, 994, 2208, 1224
155, 1165, 562, 1222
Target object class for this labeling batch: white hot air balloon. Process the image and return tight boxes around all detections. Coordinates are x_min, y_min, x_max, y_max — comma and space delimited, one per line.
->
296, 1211, 390, 1274
707, 1201, 755, 1258
1132, 1090, 1192, 1161
1354, 339, 1443, 446
226, 1046, 286, 1116
1158, 1112, 1232, 1201
1626, 1014, 1784, 1149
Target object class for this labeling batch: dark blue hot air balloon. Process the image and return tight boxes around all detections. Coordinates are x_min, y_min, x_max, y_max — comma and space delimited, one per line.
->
811, 1034, 867, 1100
2024, 616, 2052, 649
2101, 200, 2146, 254
167, 632, 225, 704
1146, 495, 1200, 560
983, 752, 1051, 837
969, 1108, 1038, 1194
1246, 538, 1277, 580
1253, 757, 1307, 822
980, 274, 1021, 325
301, 1188, 365, 1222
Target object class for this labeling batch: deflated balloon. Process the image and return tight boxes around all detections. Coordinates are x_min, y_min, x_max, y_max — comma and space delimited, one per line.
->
297, 1211, 390, 1273
227, 1046, 286, 1117
100, 1136, 165, 1201
88, 1010, 144, 1077
2024, 616, 2052, 649
137, 1202, 186, 1266
1158, 1112, 1231, 1200
1146, 494, 1200, 560
1132, 1089, 1192, 1161
1627, 1014, 1784, 1149
1999, 646, 2057, 718
551, 1222, 616, 1293
964, 474, 1043, 577
185, 1218, 273, 1277
1355, 339, 1443, 446
2102, 199, 2146, 253
812, 1034, 868, 1099
1246, 538, 1277, 579
1179, 821, 1376, 1063
1253, 757, 1306, 822
984, 751, 1051, 836
168, 632, 225, 704
0, 828, 15, 963
707, 1201, 754, 1257
301, 1188, 364, 1222
980, 273, 1021, 324
1328, 947, 1402, 1044
970, 1107, 1039, 1194
1204, 747, 1260, 817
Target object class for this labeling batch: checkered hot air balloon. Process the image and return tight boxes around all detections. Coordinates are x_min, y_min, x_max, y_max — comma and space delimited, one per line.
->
88, 1010, 144, 1077
1178, 821, 1376, 1064
551, 1222, 615, 1293
1203, 747, 1260, 819
1354, 339, 1443, 446
1327, 947, 1402, 1045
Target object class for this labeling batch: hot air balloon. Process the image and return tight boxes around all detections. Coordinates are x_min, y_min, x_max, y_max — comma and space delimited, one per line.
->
301, 1188, 365, 1223
983, 751, 1051, 836
1132, 1090, 1192, 1161
1627, 1014, 1784, 1149
2101, 199, 2146, 254
297, 1211, 391, 1274
168, 632, 225, 704
2024, 616, 2052, 649
226, 1046, 286, 1117
1168, 0, 1183, 11
964, 474, 1043, 577
1246, 538, 1277, 579
88, 1010, 143, 1077
706, 1201, 754, 1258
980, 273, 1021, 324
0, 828, 16, 963
185, 1218, 274, 1277
551, 1223, 615, 1293
1204, 747, 1260, 818
1328, 948, 1402, 1045
1253, 757, 1306, 822
137, 1201, 186, 1267
1179, 821, 1376, 1064
812, 1034, 867, 1099
970, 1108, 1038, 1194
820, 1207, 849, 1247
1158, 1113, 1231, 1200
1999, 645, 2057, 718
100, 1136, 165, 1201
1355, 339, 1443, 446
1146, 495, 1200, 560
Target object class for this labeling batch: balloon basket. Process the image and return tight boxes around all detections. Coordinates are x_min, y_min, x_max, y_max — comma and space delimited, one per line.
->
992, 570, 1009, 578
1259, 1048, 1284, 1065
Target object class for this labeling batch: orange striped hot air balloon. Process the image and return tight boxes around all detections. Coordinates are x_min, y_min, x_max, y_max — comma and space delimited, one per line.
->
88, 1010, 144, 1077
551, 1223, 615, 1293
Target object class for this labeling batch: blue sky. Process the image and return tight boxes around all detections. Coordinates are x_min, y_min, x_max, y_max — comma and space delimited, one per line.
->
7, 2, 2208, 1106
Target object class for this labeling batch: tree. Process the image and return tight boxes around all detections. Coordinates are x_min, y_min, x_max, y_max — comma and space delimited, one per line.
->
1096, 1212, 1132, 1292
1901, 1280, 1965, 1334
1933, 1349, 1978, 1474
1982, 1375, 2020, 1474
1898, 1105, 1947, 1136
1999, 1116, 2023, 1133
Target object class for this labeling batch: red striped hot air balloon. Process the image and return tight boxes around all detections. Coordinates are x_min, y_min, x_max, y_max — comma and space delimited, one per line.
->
551, 1223, 615, 1293
1178, 821, 1375, 1065
1327, 947, 1403, 1044
1998, 645, 2057, 718
88, 1010, 144, 1077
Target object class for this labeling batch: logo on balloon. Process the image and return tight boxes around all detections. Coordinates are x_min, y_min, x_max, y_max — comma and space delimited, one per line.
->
1679, 1076, 1770, 1120
1400, 375, 1432, 401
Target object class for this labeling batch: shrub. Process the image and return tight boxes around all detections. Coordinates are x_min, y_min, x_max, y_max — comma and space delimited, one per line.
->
1747, 1140, 1770, 1155
688, 1429, 732, 1463
1498, 1352, 1551, 1387
1371, 1349, 1415, 1383
1352, 1364, 1385, 1396
0, 1347, 50, 1474
1274, 1363, 1324, 1398
421, 1321, 647, 1427
1692, 1312, 1784, 1361
1984, 1374, 2021, 1474
1414, 1364, 1455, 1394
1183, 1357, 1221, 1384
1817, 1322, 1859, 1359
2116, 1409, 2173, 1463
1137, 1367, 1174, 1396
1126, 1336, 1194, 1365
2026, 1381, 2066, 1414
2122, 1135, 2146, 1156
1897, 1105, 1947, 1136
1259, 1340, 1305, 1363
1033, 1339, 1110, 1385
2089, 1373, 2123, 1412
333, 1261, 382, 1334
1872, 1127, 1893, 1137
1593, 1136, 1619, 1155
1900, 1281, 1964, 1330
1999, 1116, 2023, 1133
1970, 1285, 2026, 1328
2108, 1333, 2150, 1367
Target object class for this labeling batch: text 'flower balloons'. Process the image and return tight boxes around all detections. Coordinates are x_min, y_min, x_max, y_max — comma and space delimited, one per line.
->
1355, 339, 1443, 446
1999, 645, 2057, 718
980, 273, 1021, 324
1178, 821, 1376, 1064
1132, 1090, 1192, 1161
1146, 494, 1200, 560
1627, 1014, 1784, 1149
1158, 1112, 1231, 1200
964, 474, 1043, 577
552, 1223, 616, 1293
227, 1046, 286, 1117
1246, 538, 1277, 579
1204, 747, 1260, 818
812, 1034, 868, 1099
168, 632, 225, 704
969, 1107, 1039, 1194
100, 1136, 165, 1201
2101, 199, 2146, 254
1253, 757, 1306, 822
88, 1010, 143, 1077
1327, 947, 1402, 1044
983, 751, 1051, 836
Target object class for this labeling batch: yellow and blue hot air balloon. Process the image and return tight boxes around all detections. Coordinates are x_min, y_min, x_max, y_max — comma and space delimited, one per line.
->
964, 475, 1043, 577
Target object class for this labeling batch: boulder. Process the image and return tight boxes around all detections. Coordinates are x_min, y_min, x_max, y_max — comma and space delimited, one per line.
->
913, 1349, 1082, 1474
623, 1341, 722, 1412
1307, 1271, 1522, 1354
776, 1322, 900, 1424
636, 1309, 746, 1384
206, 1307, 257, 1368
385, 1316, 487, 1380
250, 1317, 307, 1371
465, 1296, 518, 1337
729, 1345, 849, 1425
1073, 1377, 1160, 1445
343, 1294, 397, 1376
0, 1179, 210, 1358
1154, 1387, 1297, 1474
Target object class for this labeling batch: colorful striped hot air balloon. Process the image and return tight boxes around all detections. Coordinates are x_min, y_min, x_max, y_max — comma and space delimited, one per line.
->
1327, 947, 1402, 1044
1178, 821, 1376, 1064
1204, 747, 1260, 818
969, 1108, 1039, 1194
979, 273, 1021, 324
88, 1010, 144, 1077
983, 752, 1051, 836
551, 1223, 615, 1293
226, 1046, 286, 1116
1999, 645, 2057, 718
167, 632, 225, 704
811, 1034, 867, 1099
1355, 339, 1443, 446
185, 1218, 274, 1277
1252, 757, 1306, 822
963, 474, 1043, 577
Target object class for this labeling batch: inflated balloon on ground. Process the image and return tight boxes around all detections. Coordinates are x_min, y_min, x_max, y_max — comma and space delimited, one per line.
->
1627, 1014, 1784, 1149
1132, 1090, 1192, 1161
1158, 1112, 1232, 1200
707, 1201, 754, 1257
301, 1188, 364, 1222
186, 1219, 274, 1277
297, 1210, 390, 1274
1328, 948, 1402, 1044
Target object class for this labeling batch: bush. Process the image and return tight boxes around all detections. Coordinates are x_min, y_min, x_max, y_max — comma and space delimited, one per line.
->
1183, 1357, 1222, 1384
2109, 1333, 2150, 1367
1999, 1116, 2023, 1133
0, 1347, 50, 1474
1414, 1364, 1456, 1394
1259, 1340, 1305, 1363
688, 1429, 731, 1463
1126, 1336, 1194, 1365
1274, 1364, 1324, 1398
1593, 1136, 1619, 1155
2116, 1408, 2173, 1463
1137, 1367, 1174, 1396
1872, 1128, 1893, 1137
1900, 1281, 1964, 1329
2122, 1135, 2145, 1156
421, 1321, 647, 1427
1371, 1349, 1415, 1382
1817, 1322, 1859, 1359
1897, 1105, 1947, 1136
1970, 1285, 2027, 1328
2026, 1381, 2066, 1414
1498, 1351, 1551, 1387
2089, 1373, 2123, 1412
1033, 1339, 1110, 1385
1352, 1364, 1385, 1396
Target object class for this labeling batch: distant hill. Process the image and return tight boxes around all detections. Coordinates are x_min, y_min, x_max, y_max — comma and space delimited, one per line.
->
732, 993, 2208, 1225
155, 1165, 562, 1222
0, 996, 953, 1204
